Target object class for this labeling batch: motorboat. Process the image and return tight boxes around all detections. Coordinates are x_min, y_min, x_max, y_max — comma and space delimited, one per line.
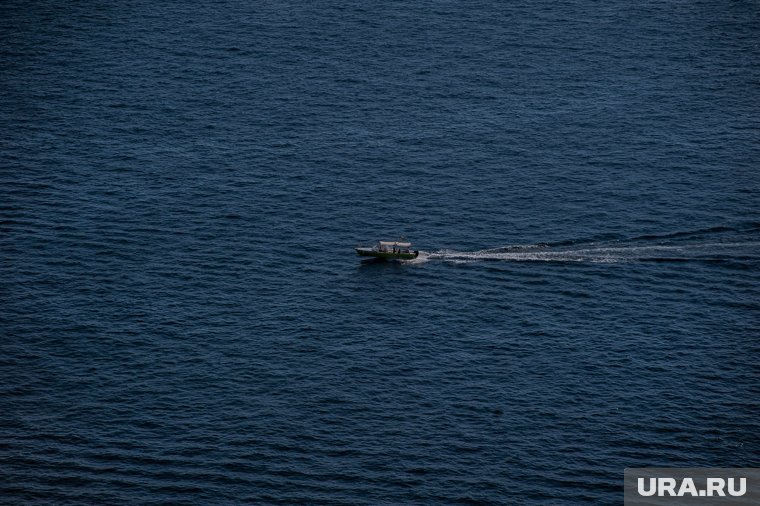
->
355, 240, 419, 260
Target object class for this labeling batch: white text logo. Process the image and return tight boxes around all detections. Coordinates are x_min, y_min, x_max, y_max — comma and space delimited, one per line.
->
637, 477, 747, 497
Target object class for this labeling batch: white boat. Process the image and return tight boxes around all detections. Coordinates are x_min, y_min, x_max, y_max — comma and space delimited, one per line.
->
355, 240, 419, 260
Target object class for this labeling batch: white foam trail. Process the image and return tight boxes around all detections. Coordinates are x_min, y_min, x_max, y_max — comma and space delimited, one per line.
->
420, 241, 760, 264
404, 251, 432, 264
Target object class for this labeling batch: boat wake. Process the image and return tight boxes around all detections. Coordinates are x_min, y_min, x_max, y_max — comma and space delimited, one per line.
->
420, 242, 760, 264
412, 224, 760, 265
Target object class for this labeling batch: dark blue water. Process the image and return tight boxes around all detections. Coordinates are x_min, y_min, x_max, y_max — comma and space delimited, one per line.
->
2, 1, 759, 504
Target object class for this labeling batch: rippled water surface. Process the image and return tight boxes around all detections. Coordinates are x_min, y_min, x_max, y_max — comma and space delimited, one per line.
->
2, 1, 759, 504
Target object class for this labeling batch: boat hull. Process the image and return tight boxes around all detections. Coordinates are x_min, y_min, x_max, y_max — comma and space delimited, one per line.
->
355, 248, 419, 260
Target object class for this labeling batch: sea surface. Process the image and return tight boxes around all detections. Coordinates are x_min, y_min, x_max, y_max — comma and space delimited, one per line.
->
2, 1, 759, 504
